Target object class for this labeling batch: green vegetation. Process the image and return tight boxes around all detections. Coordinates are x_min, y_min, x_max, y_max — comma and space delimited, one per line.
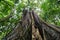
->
40, 0, 60, 26
0, 0, 60, 40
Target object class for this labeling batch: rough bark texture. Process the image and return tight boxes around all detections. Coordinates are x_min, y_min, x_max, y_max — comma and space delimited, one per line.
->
2, 9, 60, 40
